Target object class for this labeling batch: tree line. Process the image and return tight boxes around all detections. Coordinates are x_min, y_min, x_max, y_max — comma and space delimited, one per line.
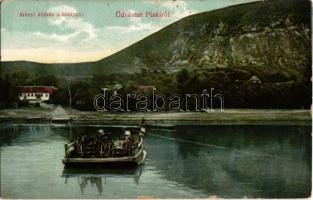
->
0, 67, 310, 110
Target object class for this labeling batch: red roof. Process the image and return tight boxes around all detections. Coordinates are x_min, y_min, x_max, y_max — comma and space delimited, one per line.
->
137, 85, 155, 92
18, 86, 57, 94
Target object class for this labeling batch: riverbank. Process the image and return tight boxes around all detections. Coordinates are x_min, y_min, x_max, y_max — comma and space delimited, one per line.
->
0, 107, 310, 125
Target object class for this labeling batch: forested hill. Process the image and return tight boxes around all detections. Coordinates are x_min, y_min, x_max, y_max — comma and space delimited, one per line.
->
1, 0, 311, 83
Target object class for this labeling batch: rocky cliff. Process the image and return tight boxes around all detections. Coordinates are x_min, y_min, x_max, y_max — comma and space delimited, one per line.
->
1, 0, 311, 82
1, 0, 311, 109
99, 0, 310, 81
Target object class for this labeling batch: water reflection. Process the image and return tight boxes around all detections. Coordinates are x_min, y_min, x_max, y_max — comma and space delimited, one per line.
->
78, 176, 104, 195
0, 123, 311, 198
145, 125, 311, 198
62, 166, 143, 195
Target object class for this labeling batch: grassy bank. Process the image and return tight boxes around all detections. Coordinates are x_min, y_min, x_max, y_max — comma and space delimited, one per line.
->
0, 107, 310, 125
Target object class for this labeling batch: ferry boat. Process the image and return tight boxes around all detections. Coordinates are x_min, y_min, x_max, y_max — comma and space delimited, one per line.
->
62, 127, 146, 166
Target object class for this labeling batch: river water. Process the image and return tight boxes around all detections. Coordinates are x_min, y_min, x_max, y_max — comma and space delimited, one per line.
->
0, 123, 311, 198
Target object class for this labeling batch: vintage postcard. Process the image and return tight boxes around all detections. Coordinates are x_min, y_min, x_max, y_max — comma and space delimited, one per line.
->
0, 0, 311, 199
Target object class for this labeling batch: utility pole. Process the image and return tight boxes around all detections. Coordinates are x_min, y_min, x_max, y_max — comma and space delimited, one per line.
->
68, 80, 72, 108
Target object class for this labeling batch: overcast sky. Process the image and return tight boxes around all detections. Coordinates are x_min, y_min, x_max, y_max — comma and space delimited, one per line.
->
1, 0, 258, 63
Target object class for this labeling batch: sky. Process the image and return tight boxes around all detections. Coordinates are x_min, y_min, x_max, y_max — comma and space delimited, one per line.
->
1, 0, 258, 63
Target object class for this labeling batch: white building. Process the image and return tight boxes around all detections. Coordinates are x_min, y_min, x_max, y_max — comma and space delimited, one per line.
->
18, 86, 57, 102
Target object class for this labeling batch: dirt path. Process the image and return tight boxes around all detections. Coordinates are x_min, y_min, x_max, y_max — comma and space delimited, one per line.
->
0, 107, 310, 125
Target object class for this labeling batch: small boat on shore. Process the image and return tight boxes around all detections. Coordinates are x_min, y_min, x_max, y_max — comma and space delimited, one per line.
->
62, 127, 146, 166
51, 117, 72, 123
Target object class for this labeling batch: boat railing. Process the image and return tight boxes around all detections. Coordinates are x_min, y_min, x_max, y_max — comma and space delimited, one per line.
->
132, 138, 143, 155
64, 142, 75, 158
64, 135, 143, 158
136, 138, 143, 149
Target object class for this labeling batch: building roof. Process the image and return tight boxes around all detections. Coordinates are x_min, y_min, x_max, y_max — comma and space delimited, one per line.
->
18, 86, 57, 94
137, 85, 155, 92
248, 75, 262, 82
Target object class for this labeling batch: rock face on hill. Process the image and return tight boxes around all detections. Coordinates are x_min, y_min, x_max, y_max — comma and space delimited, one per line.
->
100, 0, 310, 81
1, 0, 311, 82
1, 0, 311, 109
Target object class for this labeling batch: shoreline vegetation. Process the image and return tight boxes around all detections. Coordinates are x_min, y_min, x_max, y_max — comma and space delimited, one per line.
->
0, 107, 310, 125
1, 1, 311, 113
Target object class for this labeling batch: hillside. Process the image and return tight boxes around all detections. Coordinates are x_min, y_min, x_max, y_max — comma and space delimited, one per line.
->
1, 0, 311, 82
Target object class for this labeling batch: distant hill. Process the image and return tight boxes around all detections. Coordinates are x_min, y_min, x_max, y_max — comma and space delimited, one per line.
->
1, 0, 311, 82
